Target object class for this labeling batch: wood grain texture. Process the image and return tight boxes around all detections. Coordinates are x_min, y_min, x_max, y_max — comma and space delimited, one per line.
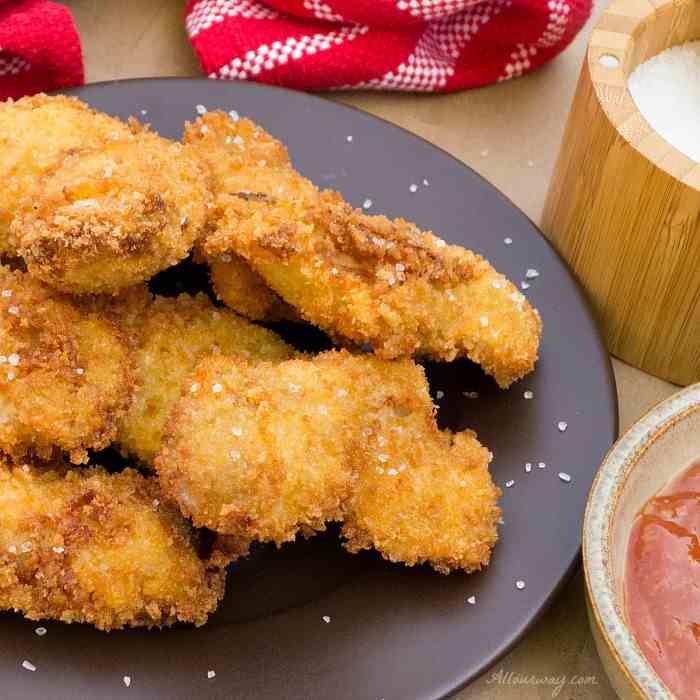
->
542, 0, 700, 386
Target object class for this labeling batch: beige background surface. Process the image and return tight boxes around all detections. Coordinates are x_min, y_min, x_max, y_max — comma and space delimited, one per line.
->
63, 1, 679, 697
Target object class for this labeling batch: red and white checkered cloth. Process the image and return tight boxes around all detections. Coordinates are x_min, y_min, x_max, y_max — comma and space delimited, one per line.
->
0, 0, 83, 100
185, 0, 591, 92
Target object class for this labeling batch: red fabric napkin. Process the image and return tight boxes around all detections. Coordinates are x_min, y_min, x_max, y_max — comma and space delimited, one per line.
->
185, 0, 591, 92
0, 0, 83, 101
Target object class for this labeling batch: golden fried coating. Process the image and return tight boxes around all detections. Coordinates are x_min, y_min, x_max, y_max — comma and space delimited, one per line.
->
77, 282, 152, 339
117, 292, 294, 465
0, 462, 226, 630
156, 350, 501, 573
342, 398, 500, 575
0, 267, 133, 464
184, 112, 315, 321
13, 131, 210, 294
204, 191, 542, 388
156, 353, 355, 553
0, 94, 133, 257
207, 254, 295, 323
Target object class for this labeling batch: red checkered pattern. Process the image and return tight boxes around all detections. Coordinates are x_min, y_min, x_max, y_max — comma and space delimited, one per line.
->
0, 0, 83, 100
186, 0, 591, 92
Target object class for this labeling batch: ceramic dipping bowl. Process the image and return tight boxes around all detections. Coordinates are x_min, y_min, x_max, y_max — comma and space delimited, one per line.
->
583, 383, 700, 699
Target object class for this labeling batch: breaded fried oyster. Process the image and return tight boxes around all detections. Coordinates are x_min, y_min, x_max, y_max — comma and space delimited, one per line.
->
0, 461, 226, 630
13, 130, 210, 294
204, 191, 542, 388
184, 111, 316, 321
117, 292, 294, 465
156, 350, 501, 573
0, 94, 133, 257
0, 266, 132, 463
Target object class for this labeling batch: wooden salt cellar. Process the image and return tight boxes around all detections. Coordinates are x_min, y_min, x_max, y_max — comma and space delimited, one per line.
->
542, 0, 700, 385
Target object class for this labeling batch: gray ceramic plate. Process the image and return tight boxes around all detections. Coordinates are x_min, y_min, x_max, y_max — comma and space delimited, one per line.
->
0, 79, 617, 700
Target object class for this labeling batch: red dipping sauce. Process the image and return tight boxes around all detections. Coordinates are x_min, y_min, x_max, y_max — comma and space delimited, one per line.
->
626, 460, 700, 699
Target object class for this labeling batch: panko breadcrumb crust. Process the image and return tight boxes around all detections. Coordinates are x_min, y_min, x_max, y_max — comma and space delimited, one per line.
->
116, 291, 295, 465
156, 350, 501, 574
0, 94, 134, 257
0, 462, 227, 630
13, 127, 211, 294
0, 266, 133, 464
194, 114, 541, 387
184, 112, 316, 321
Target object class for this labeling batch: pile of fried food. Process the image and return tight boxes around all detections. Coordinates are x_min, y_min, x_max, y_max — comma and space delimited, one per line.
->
0, 95, 542, 631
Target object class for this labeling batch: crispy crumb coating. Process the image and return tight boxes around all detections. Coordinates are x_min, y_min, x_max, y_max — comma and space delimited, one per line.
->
117, 292, 294, 465
207, 254, 295, 322
204, 190, 542, 388
184, 112, 315, 321
0, 267, 133, 464
0, 94, 133, 257
156, 350, 501, 573
13, 131, 210, 294
156, 354, 355, 552
342, 400, 500, 575
0, 462, 226, 630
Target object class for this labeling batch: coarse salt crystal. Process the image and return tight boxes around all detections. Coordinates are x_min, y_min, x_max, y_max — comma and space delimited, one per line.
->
504, 237, 513, 245
409, 184, 418, 193
52, 546, 64, 554
466, 595, 476, 605
322, 615, 331, 623
1, 289, 11, 297
207, 670, 216, 679
229, 110, 239, 121
363, 198, 373, 209
190, 383, 199, 393
520, 281, 531, 290
21, 660, 36, 672
387, 468, 398, 476
8, 306, 19, 315
422, 178, 430, 186
212, 383, 223, 393
558, 472, 572, 483
196, 104, 207, 115
75, 367, 84, 375
505, 480, 515, 488
7, 353, 19, 366
525, 268, 539, 279
523, 390, 533, 400
436, 390, 444, 400
538, 462, 546, 469
231, 426, 243, 437
480, 316, 489, 327
515, 580, 526, 590
346, 135, 353, 142
123, 675, 131, 687
557, 421, 568, 432
524, 462, 532, 473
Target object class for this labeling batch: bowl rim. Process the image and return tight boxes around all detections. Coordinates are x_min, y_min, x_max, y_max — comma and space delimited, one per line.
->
583, 382, 700, 699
